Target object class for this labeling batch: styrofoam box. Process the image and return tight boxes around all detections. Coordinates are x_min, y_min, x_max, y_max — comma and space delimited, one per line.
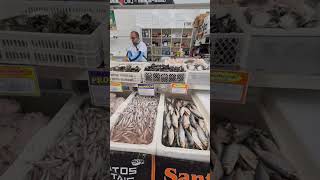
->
0, 92, 85, 180
156, 93, 210, 163
234, 6, 320, 74
0, 1, 107, 68
185, 61, 210, 87
110, 62, 147, 84
212, 94, 310, 179
142, 62, 187, 84
110, 92, 164, 155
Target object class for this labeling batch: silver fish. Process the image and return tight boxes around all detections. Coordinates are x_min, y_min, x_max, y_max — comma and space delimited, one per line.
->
172, 110, 179, 129
254, 149, 298, 179
168, 127, 175, 146
166, 113, 172, 129
162, 125, 168, 140
183, 114, 190, 129
222, 144, 240, 175
185, 128, 194, 148
239, 145, 258, 170
175, 128, 180, 147
190, 126, 204, 150
179, 122, 186, 148
195, 125, 208, 149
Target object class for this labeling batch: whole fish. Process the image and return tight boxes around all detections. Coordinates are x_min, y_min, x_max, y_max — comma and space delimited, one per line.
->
168, 127, 175, 146
166, 113, 172, 129
162, 124, 168, 140
239, 145, 258, 170
183, 114, 190, 129
179, 122, 186, 148
172, 110, 179, 129
222, 144, 240, 175
189, 126, 204, 150
185, 128, 195, 148
254, 149, 298, 179
195, 125, 208, 149
175, 128, 180, 147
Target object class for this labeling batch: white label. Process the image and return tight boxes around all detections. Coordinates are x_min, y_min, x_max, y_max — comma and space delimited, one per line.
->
171, 83, 188, 94
138, 84, 155, 96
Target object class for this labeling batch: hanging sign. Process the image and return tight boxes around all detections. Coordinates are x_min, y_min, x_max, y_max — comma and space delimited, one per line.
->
0, 65, 40, 96
212, 70, 249, 104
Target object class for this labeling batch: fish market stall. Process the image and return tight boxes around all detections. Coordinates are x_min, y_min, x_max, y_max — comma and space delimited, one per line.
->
0, 94, 110, 180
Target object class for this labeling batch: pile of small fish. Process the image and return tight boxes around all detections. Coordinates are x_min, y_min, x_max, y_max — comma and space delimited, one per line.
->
0, 99, 50, 175
110, 93, 126, 115
211, 120, 299, 180
245, 3, 318, 29
110, 65, 141, 72
144, 64, 185, 72
162, 98, 209, 150
111, 95, 159, 145
186, 64, 209, 71
0, 13, 99, 34
211, 13, 243, 33
26, 105, 109, 180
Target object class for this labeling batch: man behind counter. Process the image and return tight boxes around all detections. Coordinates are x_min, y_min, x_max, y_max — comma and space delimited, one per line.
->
126, 31, 148, 62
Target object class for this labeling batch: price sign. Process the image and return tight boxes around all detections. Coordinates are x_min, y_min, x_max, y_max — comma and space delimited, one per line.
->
171, 83, 188, 94
110, 82, 123, 92
138, 84, 155, 96
88, 70, 109, 106
0, 65, 40, 96
212, 70, 249, 104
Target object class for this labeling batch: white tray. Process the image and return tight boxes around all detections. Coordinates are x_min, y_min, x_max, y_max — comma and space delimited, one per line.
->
155, 93, 210, 162
110, 92, 164, 155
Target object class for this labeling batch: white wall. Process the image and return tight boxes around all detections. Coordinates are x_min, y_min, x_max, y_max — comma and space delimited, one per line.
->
110, 9, 209, 56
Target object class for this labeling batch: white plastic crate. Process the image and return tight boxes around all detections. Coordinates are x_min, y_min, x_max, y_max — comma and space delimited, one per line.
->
110, 62, 146, 83
0, 91, 76, 180
211, 7, 248, 68
156, 93, 210, 162
235, 6, 320, 74
185, 60, 210, 87
110, 92, 164, 155
0, 1, 107, 68
143, 63, 187, 83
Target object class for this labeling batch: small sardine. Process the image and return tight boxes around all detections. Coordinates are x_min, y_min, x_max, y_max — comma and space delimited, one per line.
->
172, 110, 179, 129
195, 125, 208, 149
168, 127, 175, 146
179, 122, 186, 148
185, 128, 194, 148
190, 126, 203, 150
166, 113, 172, 129
222, 143, 240, 175
183, 114, 190, 129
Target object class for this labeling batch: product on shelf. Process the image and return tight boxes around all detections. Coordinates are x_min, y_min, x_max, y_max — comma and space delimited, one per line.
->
244, 2, 318, 29
211, 13, 243, 33
26, 105, 109, 180
211, 119, 299, 180
162, 98, 209, 150
110, 93, 125, 115
110, 65, 141, 72
0, 99, 50, 175
144, 64, 185, 72
0, 13, 99, 34
111, 95, 159, 145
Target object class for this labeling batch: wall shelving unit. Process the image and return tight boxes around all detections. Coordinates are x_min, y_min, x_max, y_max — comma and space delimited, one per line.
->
142, 28, 194, 61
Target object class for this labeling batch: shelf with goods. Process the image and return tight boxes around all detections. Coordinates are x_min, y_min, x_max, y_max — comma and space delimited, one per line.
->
142, 27, 193, 61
